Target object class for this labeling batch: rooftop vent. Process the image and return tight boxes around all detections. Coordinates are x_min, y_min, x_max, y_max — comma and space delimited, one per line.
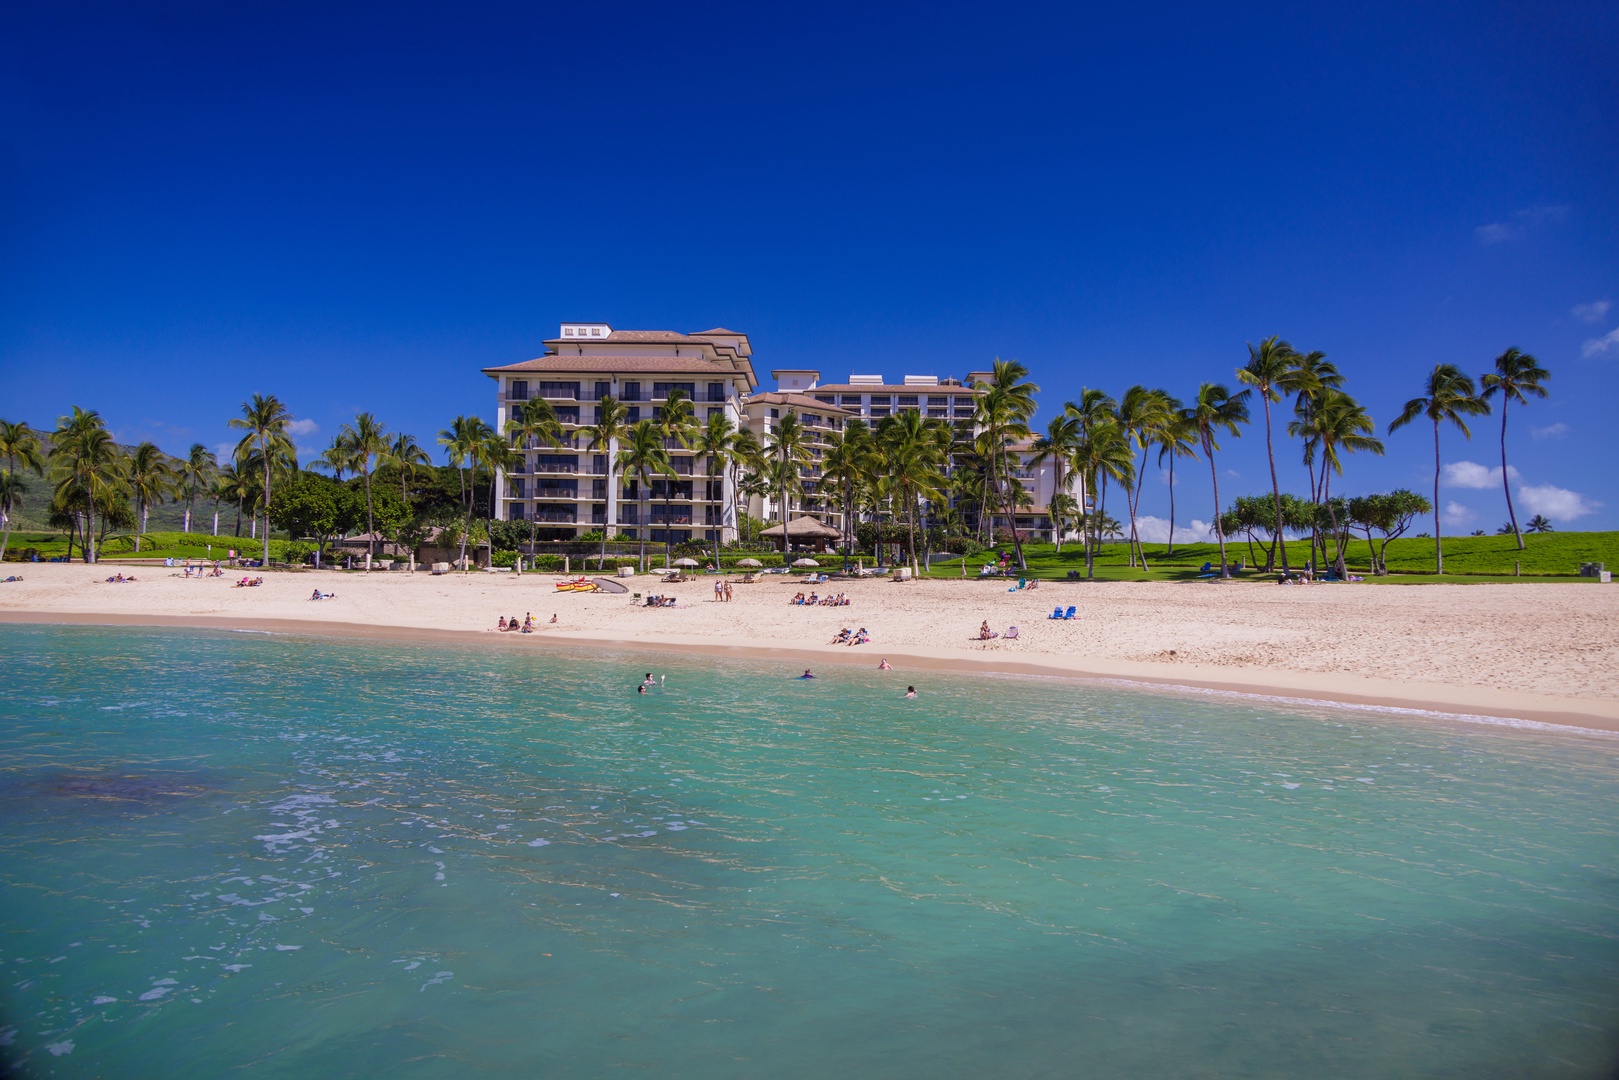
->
902, 375, 939, 386
560, 323, 612, 339
847, 375, 885, 385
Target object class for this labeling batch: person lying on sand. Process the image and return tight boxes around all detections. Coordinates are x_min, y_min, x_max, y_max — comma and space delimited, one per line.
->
830, 627, 851, 644
850, 628, 869, 646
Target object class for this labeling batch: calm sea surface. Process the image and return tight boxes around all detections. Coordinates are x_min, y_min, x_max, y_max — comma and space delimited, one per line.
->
2, 623, 1617, 1078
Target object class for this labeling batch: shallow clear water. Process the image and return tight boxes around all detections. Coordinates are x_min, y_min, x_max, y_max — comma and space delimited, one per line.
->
2, 624, 1617, 1078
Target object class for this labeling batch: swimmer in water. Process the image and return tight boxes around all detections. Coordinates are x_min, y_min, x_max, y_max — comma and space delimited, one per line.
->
878, 658, 892, 670
799, 669, 815, 679
905, 686, 916, 699
637, 683, 647, 694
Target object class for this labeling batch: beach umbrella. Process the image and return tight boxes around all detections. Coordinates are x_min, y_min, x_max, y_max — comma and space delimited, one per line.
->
737, 558, 763, 567
673, 557, 699, 567
792, 558, 820, 568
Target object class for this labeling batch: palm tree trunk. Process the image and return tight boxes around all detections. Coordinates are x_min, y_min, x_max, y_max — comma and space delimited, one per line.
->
1167, 455, 1178, 555
639, 477, 650, 574
1130, 458, 1150, 571
1500, 401, 1523, 550
1208, 438, 1229, 578
1432, 419, 1443, 575
363, 466, 375, 569
184, 493, 193, 535
234, 497, 242, 537
135, 499, 145, 552
261, 454, 272, 568
1263, 395, 1287, 573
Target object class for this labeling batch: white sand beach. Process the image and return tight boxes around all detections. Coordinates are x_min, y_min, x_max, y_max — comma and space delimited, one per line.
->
2, 564, 1616, 730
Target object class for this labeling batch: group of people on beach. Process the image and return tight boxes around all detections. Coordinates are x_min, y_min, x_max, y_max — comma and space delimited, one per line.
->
791, 592, 849, 607
104, 573, 138, 583
496, 612, 558, 632
234, 576, 264, 587
828, 627, 871, 646
181, 561, 224, 578
712, 580, 734, 602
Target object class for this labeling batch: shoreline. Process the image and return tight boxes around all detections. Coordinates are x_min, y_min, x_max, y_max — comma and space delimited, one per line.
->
6, 608, 1617, 734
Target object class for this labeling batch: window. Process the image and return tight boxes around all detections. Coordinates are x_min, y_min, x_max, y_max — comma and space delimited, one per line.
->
627, 406, 640, 422
594, 381, 611, 400
538, 382, 579, 400
769, 408, 780, 419
591, 504, 606, 524
707, 382, 725, 402
927, 396, 949, 406
534, 479, 578, 498
707, 407, 724, 421
509, 477, 526, 498
591, 478, 607, 499
652, 382, 695, 399
705, 479, 724, 501
670, 456, 693, 475
589, 327, 602, 336
509, 380, 529, 401
554, 407, 580, 425
898, 395, 919, 406
509, 502, 526, 520
534, 454, 578, 474
840, 395, 862, 406
815, 395, 836, 405
590, 455, 608, 476
622, 382, 642, 402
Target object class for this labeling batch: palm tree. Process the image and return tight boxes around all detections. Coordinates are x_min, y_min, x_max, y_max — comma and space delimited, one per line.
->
335, 413, 389, 567
1186, 383, 1251, 578
1289, 351, 1343, 567
1526, 514, 1553, 533
764, 410, 812, 550
583, 395, 629, 565
437, 415, 493, 569
1152, 400, 1196, 554
973, 360, 1040, 569
1072, 417, 1134, 579
1388, 364, 1490, 574
1116, 386, 1174, 568
126, 442, 175, 551
730, 427, 766, 550
1237, 336, 1313, 571
1065, 389, 1117, 550
1029, 412, 1081, 553
0, 420, 45, 562
818, 423, 866, 566
315, 438, 354, 481
505, 399, 564, 562
178, 443, 216, 535
616, 419, 674, 574
228, 395, 295, 568
50, 407, 124, 563
657, 390, 698, 563
879, 410, 948, 575
692, 412, 739, 569
1289, 389, 1384, 575
1480, 347, 1550, 551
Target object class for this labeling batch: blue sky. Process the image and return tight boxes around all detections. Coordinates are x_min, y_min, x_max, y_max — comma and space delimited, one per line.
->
3, 2, 1616, 533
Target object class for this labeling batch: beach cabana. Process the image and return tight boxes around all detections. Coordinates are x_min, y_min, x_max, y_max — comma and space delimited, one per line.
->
759, 516, 842, 553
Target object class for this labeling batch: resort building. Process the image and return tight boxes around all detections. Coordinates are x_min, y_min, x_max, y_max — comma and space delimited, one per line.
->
483, 324, 757, 544
739, 383, 859, 537
755, 370, 1082, 543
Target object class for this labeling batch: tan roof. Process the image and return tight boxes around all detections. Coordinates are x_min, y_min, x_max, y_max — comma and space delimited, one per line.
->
760, 516, 842, 538
744, 391, 857, 413
484, 356, 742, 375
692, 327, 742, 336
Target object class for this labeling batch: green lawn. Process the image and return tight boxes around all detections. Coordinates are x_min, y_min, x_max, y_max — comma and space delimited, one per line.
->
923, 531, 1617, 582
2, 530, 291, 563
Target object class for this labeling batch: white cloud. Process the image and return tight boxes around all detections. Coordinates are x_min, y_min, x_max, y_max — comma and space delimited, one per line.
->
1572, 300, 1610, 324
1441, 460, 1519, 489
1582, 328, 1619, 358
1442, 501, 1476, 527
1530, 422, 1567, 440
287, 418, 319, 437
1134, 516, 1215, 543
1475, 204, 1569, 245
1518, 485, 1601, 522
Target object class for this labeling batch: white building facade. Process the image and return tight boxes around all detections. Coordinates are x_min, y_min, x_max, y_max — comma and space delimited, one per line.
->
484, 324, 757, 544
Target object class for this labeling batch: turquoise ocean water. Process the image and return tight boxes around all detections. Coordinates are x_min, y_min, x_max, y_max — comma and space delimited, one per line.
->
2, 623, 1617, 1078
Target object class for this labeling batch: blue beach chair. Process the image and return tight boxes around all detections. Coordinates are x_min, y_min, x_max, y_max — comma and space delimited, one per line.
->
1063, 606, 1076, 620
1048, 606, 1064, 620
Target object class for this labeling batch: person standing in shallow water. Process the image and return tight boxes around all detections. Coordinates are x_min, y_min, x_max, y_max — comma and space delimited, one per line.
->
905, 686, 917, 699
